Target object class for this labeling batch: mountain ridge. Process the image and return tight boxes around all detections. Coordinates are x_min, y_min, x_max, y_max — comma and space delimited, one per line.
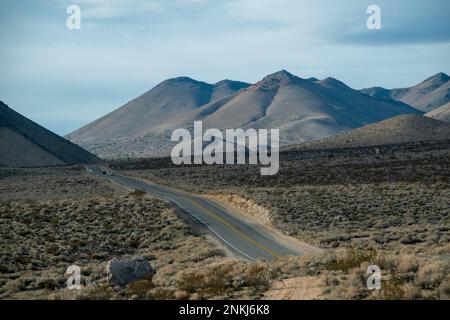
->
67, 70, 427, 159
361, 72, 450, 112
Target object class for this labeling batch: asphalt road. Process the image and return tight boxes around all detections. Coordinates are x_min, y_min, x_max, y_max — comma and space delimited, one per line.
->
87, 165, 300, 261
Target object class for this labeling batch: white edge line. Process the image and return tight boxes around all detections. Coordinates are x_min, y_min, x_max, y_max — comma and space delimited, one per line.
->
201, 198, 302, 255
99, 171, 259, 262
170, 199, 258, 263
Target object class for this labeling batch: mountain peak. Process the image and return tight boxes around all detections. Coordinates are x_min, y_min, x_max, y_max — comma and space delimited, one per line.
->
422, 72, 449, 86
258, 70, 299, 87
157, 76, 208, 88
214, 79, 251, 88
319, 77, 351, 90
266, 69, 296, 79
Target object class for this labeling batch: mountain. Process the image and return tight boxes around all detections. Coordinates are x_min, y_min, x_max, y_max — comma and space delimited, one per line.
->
67, 70, 421, 159
425, 102, 450, 123
68, 78, 250, 144
198, 71, 420, 145
287, 114, 450, 150
0, 101, 100, 167
361, 73, 450, 112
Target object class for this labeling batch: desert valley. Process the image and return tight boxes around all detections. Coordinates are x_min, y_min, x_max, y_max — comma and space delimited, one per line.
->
1, 70, 449, 300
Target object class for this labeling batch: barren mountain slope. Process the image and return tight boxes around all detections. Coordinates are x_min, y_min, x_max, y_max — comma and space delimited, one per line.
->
426, 102, 450, 123
287, 114, 450, 150
66, 71, 422, 158
362, 73, 450, 112
67, 78, 250, 143
0, 101, 99, 167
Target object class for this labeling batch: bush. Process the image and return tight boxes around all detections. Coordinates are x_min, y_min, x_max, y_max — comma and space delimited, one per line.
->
438, 277, 450, 299
415, 261, 448, 289
176, 272, 204, 293
126, 279, 153, 298
243, 264, 271, 290
129, 189, 146, 198
325, 248, 377, 272
379, 278, 407, 300
175, 263, 235, 297
396, 255, 419, 273
148, 288, 175, 300
78, 286, 115, 300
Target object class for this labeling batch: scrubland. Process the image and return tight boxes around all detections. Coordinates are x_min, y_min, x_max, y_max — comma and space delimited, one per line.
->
113, 141, 450, 299
1, 141, 449, 300
0, 167, 273, 300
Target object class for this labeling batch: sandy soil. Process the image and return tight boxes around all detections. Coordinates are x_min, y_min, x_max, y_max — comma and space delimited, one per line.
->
264, 276, 324, 300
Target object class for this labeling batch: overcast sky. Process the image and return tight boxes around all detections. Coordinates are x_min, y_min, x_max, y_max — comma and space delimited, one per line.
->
1, 0, 449, 135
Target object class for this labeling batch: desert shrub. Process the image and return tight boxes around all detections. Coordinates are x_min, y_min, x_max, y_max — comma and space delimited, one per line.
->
129, 189, 146, 198
346, 267, 369, 299
325, 248, 377, 272
176, 272, 204, 293
174, 289, 190, 300
0, 265, 9, 273
242, 264, 271, 290
191, 248, 224, 262
396, 255, 419, 273
438, 276, 450, 299
78, 286, 115, 300
36, 277, 59, 290
45, 244, 60, 255
378, 277, 407, 300
203, 264, 234, 296
176, 263, 235, 297
374, 255, 397, 273
402, 283, 422, 300
415, 261, 449, 289
148, 287, 175, 300
377, 276, 422, 300
126, 279, 153, 298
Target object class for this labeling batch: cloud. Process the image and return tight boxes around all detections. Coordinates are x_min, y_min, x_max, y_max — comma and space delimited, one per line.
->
2, 0, 450, 135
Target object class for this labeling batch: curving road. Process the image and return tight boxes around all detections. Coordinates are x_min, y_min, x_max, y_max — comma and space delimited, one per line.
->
87, 165, 300, 261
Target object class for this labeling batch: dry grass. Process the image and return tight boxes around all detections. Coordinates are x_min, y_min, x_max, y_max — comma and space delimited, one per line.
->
115, 144, 450, 300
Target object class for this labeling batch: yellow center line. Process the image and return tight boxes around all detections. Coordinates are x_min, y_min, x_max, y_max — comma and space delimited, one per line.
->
187, 198, 281, 259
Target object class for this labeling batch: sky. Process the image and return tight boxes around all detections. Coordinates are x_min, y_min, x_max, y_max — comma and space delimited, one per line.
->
0, 0, 449, 135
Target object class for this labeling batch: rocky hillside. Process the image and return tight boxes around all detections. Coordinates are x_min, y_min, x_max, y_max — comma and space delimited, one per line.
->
67, 70, 420, 159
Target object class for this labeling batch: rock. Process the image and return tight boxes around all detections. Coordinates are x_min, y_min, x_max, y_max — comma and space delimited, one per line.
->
106, 257, 154, 286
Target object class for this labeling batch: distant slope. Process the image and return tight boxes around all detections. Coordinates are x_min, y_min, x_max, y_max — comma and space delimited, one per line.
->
67, 71, 422, 159
426, 102, 450, 123
67, 78, 250, 144
287, 114, 450, 150
0, 101, 100, 167
362, 73, 450, 112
